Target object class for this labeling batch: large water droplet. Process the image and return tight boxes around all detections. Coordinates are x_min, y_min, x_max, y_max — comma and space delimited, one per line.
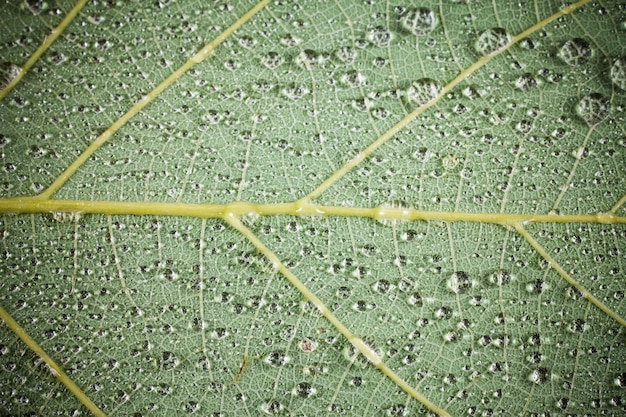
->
610, 57, 626, 90
334, 46, 357, 65
265, 351, 290, 368
475, 28, 511, 56
401, 7, 437, 36
24, 0, 46, 15
529, 367, 549, 385
406, 78, 440, 106
375, 200, 410, 227
261, 51, 283, 69
559, 38, 592, 66
292, 382, 316, 398
0, 62, 20, 90
367, 26, 393, 47
447, 271, 471, 294
489, 269, 511, 286
575, 93, 610, 126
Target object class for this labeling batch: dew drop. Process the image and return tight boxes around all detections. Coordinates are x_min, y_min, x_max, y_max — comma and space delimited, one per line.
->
489, 269, 511, 286
575, 93, 610, 126
51, 212, 82, 223
375, 200, 410, 227
341, 70, 365, 88
559, 38, 592, 66
610, 58, 626, 90
401, 7, 437, 36
515, 73, 538, 91
292, 382, 316, 398
447, 271, 471, 294
262, 399, 283, 415
24, 0, 46, 15
295, 49, 320, 69
334, 46, 357, 65
614, 373, 626, 387
238, 35, 257, 50
265, 351, 289, 368
475, 28, 511, 56
386, 404, 408, 416
367, 26, 393, 47
160, 351, 179, 370
282, 83, 309, 100
529, 367, 549, 385
407, 292, 423, 307
261, 51, 283, 70
406, 78, 440, 106
0, 62, 21, 90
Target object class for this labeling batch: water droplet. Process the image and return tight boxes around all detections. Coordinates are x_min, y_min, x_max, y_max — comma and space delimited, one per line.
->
51, 212, 82, 223
614, 373, 626, 387
292, 382, 316, 398
238, 35, 257, 49
406, 78, 440, 106
0, 62, 21, 90
515, 73, 538, 91
447, 271, 471, 294
435, 306, 452, 320
575, 93, 610, 126
375, 200, 410, 227
401, 7, 437, 36
489, 269, 511, 286
609, 57, 626, 90
24, 0, 46, 15
295, 49, 320, 69
441, 154, 460, 171
262, 399, 283, 415
282, 83, 309, 100
529, 367, 549, 385
265, 351, 289, 368
475, 28, 511, 56
569, 318, 587, 334
341, 70, 365, 88
386, 404, 408, 416
372, 279, 392, 294
367, 26, 393, 47
334, 46, 357, 65
261, 51, 283, 69
160, 351, 179, 370
559, 38, 592, 66
407, 291, 423, 307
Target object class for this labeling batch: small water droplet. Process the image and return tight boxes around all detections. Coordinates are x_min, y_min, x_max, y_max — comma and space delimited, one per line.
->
341, 70, 365, 88
160, 351, 179, 370
529, 367, 549, 385
489, 269, 511, 286
262, 399, 283, 415
406, 78, 440, 106
295, 49, 319, 69
265, 351, 289, 368
0, 62, 21, 90
261, 51, 283, 69
559, 38, 592, 66
292, 382, 316, 398
447, 271, 471, 294
475, 28, 511, 56
24, 0, 46, 15
282, 83, 309, 100
400, 7, 437, 36
367, 26, 393, 47
515, 73, 538, 91
334, 46, 357, 65
575, 93, 610, 126
609, 57, 626, 90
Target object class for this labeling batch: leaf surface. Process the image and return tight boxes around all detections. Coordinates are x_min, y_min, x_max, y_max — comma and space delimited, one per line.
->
0, 1, 625, 416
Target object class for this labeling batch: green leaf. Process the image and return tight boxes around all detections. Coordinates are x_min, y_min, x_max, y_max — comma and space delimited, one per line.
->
1, 1, 625, 416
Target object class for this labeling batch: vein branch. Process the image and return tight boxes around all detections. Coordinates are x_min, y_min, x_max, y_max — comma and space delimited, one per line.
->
514, 223, 626, 328
0, 0, 89, 101
222, 212, 451, 417
35, 0, 270, 200
0, 304, 108, 417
